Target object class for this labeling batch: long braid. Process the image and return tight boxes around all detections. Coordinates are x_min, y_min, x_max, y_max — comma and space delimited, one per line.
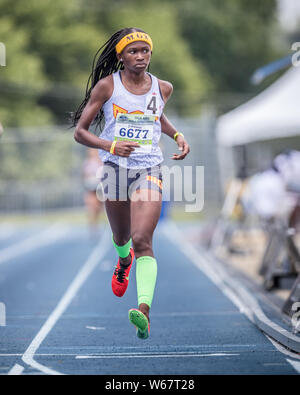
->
71, 27, 146, 132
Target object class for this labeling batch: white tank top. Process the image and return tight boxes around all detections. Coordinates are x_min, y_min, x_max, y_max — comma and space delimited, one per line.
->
98, 71, 165, 169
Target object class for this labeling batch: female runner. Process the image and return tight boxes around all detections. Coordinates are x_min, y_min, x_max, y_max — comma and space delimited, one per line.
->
72, 27, 190, 339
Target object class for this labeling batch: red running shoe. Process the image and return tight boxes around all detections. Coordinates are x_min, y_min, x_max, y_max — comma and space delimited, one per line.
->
111, 248, 134, 297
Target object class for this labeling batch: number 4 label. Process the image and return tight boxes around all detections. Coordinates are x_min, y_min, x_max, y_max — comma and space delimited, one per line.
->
146, 94, 158, 115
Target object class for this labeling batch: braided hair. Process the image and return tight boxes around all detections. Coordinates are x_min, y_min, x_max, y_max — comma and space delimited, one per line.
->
71, 27, 147, 132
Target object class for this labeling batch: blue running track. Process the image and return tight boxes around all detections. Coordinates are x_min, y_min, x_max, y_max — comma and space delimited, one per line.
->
0, 221, 299, 375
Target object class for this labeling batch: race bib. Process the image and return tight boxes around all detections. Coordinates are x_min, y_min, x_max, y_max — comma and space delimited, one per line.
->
114, 113, 156, 154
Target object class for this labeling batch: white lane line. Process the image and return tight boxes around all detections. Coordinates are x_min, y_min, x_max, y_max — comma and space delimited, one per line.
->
286, 359, 300, 374
85, 326, 106, 331
0, 350, 244, 356
5, 310, 238, 320
266, 336, 300, 374
8, 227, 111, 376
266, 335, 300, 361
21, 227, 111, 375
8, 364, 24, 375
76, 352, 239, 359
0, 223, 69, 265
152, 311, 239, 317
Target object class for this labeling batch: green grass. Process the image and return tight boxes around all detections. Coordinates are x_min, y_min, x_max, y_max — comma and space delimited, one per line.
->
0, 203, 208, 226
0, 208, 97, 225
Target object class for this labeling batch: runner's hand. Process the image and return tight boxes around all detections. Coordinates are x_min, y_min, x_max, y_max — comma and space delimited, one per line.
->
114, 141, 140, 157
171, 136, 190, 160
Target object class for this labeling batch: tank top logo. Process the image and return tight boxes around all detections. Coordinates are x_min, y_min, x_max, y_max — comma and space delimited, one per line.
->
113, 103, 144, 119
113, 102, 159, 121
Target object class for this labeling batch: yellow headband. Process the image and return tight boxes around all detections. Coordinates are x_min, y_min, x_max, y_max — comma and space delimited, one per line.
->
115, 32, 153, 54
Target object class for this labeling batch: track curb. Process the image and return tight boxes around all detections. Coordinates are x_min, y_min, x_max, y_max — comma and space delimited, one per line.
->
164, 222, 300, 355
204, 250, 300, 354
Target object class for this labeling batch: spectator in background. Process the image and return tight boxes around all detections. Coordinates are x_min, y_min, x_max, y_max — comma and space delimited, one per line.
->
272, 150, 300, 194
244, 167, 286, 220
243, 150, 300, 224
0, 122, 3, 137
82, 148, 104, 237
273, 150, 300, 230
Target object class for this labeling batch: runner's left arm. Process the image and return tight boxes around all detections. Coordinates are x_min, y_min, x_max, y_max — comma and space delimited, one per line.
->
158, 79, 190, 160
160, 114, 190, 160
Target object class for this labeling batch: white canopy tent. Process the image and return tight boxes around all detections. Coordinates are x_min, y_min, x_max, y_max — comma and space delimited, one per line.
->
211, 65, 300, 248
216, 66, 300, 147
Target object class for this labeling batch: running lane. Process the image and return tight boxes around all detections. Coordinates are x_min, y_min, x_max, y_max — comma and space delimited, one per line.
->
0, 222, 298, 375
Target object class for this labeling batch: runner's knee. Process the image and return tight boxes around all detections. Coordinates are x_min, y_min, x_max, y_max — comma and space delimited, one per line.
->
113, 234, 131, 247
132, 233, 152, 254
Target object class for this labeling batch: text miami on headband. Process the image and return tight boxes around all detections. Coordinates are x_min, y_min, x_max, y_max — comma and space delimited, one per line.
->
115, 32, 153, 54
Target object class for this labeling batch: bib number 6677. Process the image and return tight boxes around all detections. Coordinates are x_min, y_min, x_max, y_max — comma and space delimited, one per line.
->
119, 128, 149, 139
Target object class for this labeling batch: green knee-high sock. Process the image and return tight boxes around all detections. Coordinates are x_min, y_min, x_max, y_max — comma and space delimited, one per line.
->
112, 236, 131, 258
136, 256, 157, 308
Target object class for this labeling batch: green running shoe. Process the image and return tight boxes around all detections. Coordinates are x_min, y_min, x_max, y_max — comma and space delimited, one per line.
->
128, 309, 150, 340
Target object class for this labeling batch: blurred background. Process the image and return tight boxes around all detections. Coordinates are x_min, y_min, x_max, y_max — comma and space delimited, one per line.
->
0, 0, 297, 215
1, 0, 300, 323
0, 0, 299, 225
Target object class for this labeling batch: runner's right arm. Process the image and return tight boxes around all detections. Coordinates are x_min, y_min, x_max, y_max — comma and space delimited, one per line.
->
74, 77, 139, 157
